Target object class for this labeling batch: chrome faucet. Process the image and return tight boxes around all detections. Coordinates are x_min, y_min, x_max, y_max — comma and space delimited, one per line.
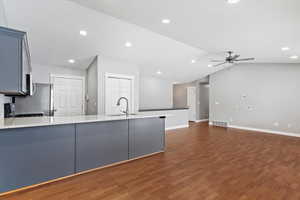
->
116, 97, 129, 115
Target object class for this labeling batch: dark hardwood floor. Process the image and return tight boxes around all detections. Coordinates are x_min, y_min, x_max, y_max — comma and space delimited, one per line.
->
2, 122, 300, 200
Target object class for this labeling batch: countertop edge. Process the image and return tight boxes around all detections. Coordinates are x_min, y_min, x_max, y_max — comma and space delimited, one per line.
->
139, 108, 189, 112
0, 114, 169, 130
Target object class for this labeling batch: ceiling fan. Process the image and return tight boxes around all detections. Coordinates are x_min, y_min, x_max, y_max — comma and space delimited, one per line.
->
210, 51, 255, 67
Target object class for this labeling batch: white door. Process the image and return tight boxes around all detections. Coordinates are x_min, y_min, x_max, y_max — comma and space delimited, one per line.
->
187, 87, 197, 121
105, 75, 133, 115
52, 75, 85, 116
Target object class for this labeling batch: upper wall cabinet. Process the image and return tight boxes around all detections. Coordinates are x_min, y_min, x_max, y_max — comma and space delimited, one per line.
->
0, 26, 32, 95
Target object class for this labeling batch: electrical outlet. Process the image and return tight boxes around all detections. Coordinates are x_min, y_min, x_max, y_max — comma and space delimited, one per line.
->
288, 124, 292, 128
215, 101, 220, 105
273, 122, 279, 127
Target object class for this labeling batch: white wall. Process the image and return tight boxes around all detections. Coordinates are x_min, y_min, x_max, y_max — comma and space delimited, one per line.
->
32, 64, 86, 84
97, 55, 140, 114
210, 63, 300, 134
139, 76, 173, 109
86, 57, 98, 115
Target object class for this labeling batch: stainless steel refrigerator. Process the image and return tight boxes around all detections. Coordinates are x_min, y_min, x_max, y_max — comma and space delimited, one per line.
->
14, 83, 54, 117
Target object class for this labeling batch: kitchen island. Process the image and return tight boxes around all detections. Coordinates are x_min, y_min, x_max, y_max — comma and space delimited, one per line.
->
0, 114, 166, 194
139, 108, 189, 130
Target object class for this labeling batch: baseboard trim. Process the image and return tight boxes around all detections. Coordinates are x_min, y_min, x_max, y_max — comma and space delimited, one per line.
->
228, 125, 300, 138
166, 125, 189, 130
195, 119, 209, 123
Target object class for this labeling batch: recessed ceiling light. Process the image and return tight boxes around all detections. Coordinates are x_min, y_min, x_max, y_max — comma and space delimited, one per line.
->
68, 59, 75, 64
289, 55, 298, 59
157, 70, 162, 75
125, 42, 132, 47
161, 19, 171, 24
79, 30, 87, 36
227, 0, 240, 4
208, 64, 213, 67
281, 47, 290, 51
191, 59, 196, 64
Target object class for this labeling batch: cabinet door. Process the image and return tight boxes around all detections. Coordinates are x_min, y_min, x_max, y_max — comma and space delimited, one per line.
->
129, 117, 165, 159
21, 38, 31, 94
76, 120, 129, 172
0, 125, 76, 193
0, 30, 22, 93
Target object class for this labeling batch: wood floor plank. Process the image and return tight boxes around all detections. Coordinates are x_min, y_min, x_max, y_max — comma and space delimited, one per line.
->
1, 122, 300, 200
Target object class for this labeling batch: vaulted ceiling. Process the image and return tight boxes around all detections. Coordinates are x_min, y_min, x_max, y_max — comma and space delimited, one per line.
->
3, 0, 300, 83
71, 0, 300, 64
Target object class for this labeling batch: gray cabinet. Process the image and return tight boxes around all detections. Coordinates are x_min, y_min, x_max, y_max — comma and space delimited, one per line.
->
129, 117, 165, 159
0, 117, 166, 194
0, 26, 31, 95
75, 120, 129, 172
0, 125, 75, 193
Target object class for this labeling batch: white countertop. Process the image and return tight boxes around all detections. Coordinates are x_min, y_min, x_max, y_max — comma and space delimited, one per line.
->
0, 113, 167, 130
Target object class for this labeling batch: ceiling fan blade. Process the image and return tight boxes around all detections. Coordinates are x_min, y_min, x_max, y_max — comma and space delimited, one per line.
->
232, 54, 240, 60
210, 60, 224, 62
235, 58, 255, 61
213, 62, 227, 67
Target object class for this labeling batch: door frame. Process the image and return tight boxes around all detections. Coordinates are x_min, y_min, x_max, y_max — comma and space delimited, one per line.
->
187, 86, 197, 122
104, 73, 135, 115
50, 74, 86, 115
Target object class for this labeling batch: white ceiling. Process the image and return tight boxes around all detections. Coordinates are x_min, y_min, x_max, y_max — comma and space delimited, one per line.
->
3, 0, 221, 83
3, 0, 300, 83
70, 0, 300, 64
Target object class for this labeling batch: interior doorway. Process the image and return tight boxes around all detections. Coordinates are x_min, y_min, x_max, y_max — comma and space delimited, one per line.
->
51, 74, 85, 116
198, 83, 210, 121
187, 86, 197, 121
105, 73, 135, 115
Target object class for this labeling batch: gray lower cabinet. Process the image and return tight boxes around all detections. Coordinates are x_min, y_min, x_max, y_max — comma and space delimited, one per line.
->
0, 117, 166, 193
129, 117, 165, 159
75, 120, 129, 172
0, 125, 75, 193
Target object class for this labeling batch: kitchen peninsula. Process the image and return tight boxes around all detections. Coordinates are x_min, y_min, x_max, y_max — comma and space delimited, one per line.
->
0, 114, 166, 194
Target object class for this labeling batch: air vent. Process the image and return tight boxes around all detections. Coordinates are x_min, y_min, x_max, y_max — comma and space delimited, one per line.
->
211, 121, 228, 128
